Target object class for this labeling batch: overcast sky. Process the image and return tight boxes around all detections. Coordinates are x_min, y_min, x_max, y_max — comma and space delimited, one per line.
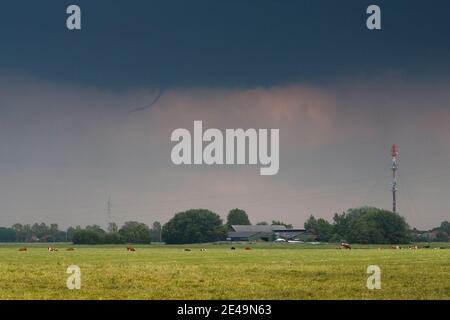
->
0, 0, 449, 229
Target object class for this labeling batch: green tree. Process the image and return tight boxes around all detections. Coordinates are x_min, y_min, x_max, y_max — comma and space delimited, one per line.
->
85, 225, 105, 234
72, 229, 103, 244
343, 207, 410, 244
119, 221, 151, 244
304, 215, 334, 241
162, 209, 227, 244
66, 227, 76, 242
107, 222, 118, 233
226, 208, 251, 227
256, 221, 269, 225
103, 232, 124, 244
304, 215, 316, 230
440, 221, 450, 234
436, 231, 449, 242
49, 224, 60, 242
12, 224, 25, 242
332, 212, 348, 238
150, 221, 162, 242
0, 227, 15, 242
31, 223, 50, 241
23, 224, 32, 242
72, 225, 107, 244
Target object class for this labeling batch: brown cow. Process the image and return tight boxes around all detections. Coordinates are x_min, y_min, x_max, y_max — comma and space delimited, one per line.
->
340, 242, 352, 250
18, 247, 27, 252
184, 248, 192, 252
66, 248, 75, 251
127, 247, 136, 252
245, 247, 252, 251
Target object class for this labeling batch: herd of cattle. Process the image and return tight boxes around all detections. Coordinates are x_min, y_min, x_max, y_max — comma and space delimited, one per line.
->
16, 246, 255, 252
183, 247, 251, 252
15, 244, 445, 252
337, 243, 442, 250
17, 246, 75, 252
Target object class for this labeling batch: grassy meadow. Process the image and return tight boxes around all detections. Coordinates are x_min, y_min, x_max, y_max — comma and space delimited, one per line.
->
0, 242, 449, 300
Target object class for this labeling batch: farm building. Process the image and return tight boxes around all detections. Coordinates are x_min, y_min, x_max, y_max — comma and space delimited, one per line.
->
227, 225, 307, 242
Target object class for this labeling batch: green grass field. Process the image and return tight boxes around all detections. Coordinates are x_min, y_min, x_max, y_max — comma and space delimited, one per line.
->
0, 243, 449, 300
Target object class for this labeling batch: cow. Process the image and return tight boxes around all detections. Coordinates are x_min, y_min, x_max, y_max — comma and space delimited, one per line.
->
127, 247, 136, 252
66, 248, 75, 251
340, 242, 352, 250
392, 245, 401, 250
184, 248, 192, 252
48, 246, 58, 252
231, 247, 236, 250
200, 248, 207, 252
18, 247, 27, 252
244, 247, 252, 251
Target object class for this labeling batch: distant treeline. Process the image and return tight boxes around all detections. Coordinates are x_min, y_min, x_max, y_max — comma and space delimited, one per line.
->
0, 208, 293, 245
304, 207, 450, 244
1, 207, 448, 245
0, 221, 162, 244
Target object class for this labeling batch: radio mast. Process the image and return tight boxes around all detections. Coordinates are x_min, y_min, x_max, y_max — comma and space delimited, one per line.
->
107, 196, 112, 227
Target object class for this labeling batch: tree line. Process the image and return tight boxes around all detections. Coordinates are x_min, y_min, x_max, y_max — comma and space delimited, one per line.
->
1, 206, 448, 244
0, 221, 163, 244
304, 207, 450, 244
0, 208, 290, 244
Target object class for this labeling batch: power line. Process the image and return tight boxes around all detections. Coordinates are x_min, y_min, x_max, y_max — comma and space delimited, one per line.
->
391, 144, 399, 213
107, 196, 112, 228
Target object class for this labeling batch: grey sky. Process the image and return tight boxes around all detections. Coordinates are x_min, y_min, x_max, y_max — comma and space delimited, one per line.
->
0, 1, 449, 229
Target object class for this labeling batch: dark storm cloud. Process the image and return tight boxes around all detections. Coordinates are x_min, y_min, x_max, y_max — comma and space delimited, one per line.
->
0, 0, 449, 88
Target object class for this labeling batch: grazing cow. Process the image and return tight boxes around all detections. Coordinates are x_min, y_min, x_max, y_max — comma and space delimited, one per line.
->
231, 247, 236, 250
66, 248, 75, 251
200, 248, 207, 252
18, 247, 27, 252
340, 242, 352, 250
184, 248, 192, 252
127, 247, 136, 252
244, 247, 252, 251
392, 245, 401, 250
48, 246, 58, 252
